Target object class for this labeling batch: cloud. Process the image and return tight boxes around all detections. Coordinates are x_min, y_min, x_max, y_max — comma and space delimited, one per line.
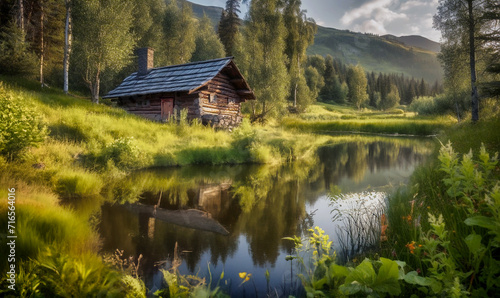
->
354, 20, 388, 35
340, 0, 407, 35
340, 0, 406, 26
400, 0, 429, 11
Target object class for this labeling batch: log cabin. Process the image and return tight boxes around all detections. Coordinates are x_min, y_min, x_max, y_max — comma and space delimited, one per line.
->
104, 48, 255, 129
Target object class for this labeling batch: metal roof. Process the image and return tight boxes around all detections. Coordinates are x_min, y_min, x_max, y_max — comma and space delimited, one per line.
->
104, 57, 242, 98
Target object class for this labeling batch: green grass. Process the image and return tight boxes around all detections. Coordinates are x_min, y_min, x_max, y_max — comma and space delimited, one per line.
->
283, 117, 453, 136
285, 103, 453, 136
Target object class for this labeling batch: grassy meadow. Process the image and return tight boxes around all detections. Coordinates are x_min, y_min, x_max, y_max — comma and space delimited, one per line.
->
1, 76, 499, 296
283, 103, 455, 136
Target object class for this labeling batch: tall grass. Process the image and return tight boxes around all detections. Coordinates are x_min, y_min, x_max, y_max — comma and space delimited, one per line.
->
283, 117, 453, 136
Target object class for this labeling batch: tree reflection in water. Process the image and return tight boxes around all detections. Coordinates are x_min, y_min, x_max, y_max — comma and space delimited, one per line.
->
98, 137, 434, 295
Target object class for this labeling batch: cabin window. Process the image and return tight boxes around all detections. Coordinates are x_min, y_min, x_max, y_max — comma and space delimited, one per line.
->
142, 100, 150, 107
210, 93, 217, 103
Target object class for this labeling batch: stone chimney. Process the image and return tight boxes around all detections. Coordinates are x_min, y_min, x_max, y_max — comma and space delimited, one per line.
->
136, 47, 154, 76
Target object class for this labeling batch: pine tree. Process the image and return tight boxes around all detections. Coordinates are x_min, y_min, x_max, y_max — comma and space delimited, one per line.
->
0, 21, 38, 76
218, 0, 241, 56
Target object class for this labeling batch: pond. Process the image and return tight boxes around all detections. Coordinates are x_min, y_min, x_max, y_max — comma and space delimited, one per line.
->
98, 136, 435, 296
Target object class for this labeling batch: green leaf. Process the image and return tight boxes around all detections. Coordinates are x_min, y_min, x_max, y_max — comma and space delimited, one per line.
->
464, 234, 483, 254
465, 216, 498, 231
329, 264, 349, 279
404, 271, 433, 286
373, 258, 401, 295
341, 259, 376, 295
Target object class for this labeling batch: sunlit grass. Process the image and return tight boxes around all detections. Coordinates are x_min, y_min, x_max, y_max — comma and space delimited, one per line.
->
283, 117, 454, 136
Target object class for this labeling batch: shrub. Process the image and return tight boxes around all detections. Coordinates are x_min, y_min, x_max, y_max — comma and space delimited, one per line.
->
0, 84, 46, 159
409, 96, 436, 115
100, 137, 149, 170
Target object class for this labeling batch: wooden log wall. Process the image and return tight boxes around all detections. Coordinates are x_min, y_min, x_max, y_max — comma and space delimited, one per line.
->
199, 72, 243, 127
119, 93, 163, 121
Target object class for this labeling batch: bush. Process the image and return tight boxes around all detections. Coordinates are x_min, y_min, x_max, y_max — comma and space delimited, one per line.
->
0, 84, 46, 159
98, 137, 149, 171
410, 93, 468, 117
409, 96, 436, 115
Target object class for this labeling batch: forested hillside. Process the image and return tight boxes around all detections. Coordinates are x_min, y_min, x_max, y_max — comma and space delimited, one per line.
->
308, 26, 443, 83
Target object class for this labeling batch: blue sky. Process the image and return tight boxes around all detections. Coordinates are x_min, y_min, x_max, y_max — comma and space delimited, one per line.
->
189, 0, 441, 42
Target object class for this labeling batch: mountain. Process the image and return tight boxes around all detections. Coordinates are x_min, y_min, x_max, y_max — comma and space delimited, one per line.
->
183, 0, 223, 26
308, 26, 443, 82
185, 1, 443, 82
382, 34, 441, 53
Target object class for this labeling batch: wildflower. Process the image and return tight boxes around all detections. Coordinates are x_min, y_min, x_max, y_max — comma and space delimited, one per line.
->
239, 272, 252, 285
406, 241, 416, 254
417, 268, 421, 274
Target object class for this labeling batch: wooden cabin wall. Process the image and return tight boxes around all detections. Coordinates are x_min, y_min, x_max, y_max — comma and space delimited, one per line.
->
119, 93, 163, 121
175, 93, 201, 119
199, 72, 243, 128
119, 93, 201, 122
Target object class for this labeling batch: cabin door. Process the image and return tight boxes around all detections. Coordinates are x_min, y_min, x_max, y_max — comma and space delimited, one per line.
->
161, 98, 174, 120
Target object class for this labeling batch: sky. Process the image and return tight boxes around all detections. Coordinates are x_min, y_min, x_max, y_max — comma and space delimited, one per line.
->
189, 0, 442, 42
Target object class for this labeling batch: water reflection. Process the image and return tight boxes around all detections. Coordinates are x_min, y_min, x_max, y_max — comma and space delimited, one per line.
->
98, 137, 434, 296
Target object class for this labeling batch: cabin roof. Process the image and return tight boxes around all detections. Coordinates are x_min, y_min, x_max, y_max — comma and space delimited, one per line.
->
103, 57, 255, 100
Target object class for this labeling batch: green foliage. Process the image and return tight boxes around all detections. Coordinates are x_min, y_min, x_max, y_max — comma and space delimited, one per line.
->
387, 141, 500, 296
0, 84, 46, 159
34, 250, 125, 297
191, 14, 225, 62
285, 227, 406, 297
283, 117, 452, 136
155, 266, 228, 298
54, 168, 104, 198
217, 0, 241, 56
0, 22, 38, 76
339, 258, 403, 296
162, 0, 196, 65
72, 0, 136, 103
378, 84, 399, 111
236, 0, 290, 121
410, 93, 468, 117
347, 65, 369, 110
305, 65, 325, 100
100, 137, 148, 170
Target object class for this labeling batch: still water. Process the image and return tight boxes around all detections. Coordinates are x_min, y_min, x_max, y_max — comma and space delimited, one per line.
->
98, 137, 434, 296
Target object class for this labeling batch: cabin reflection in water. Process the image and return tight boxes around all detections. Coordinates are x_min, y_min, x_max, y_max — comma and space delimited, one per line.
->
99, 139, 434, 295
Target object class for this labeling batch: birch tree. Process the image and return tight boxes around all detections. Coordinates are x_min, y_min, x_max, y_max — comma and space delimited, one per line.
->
72, 0, 135, 103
